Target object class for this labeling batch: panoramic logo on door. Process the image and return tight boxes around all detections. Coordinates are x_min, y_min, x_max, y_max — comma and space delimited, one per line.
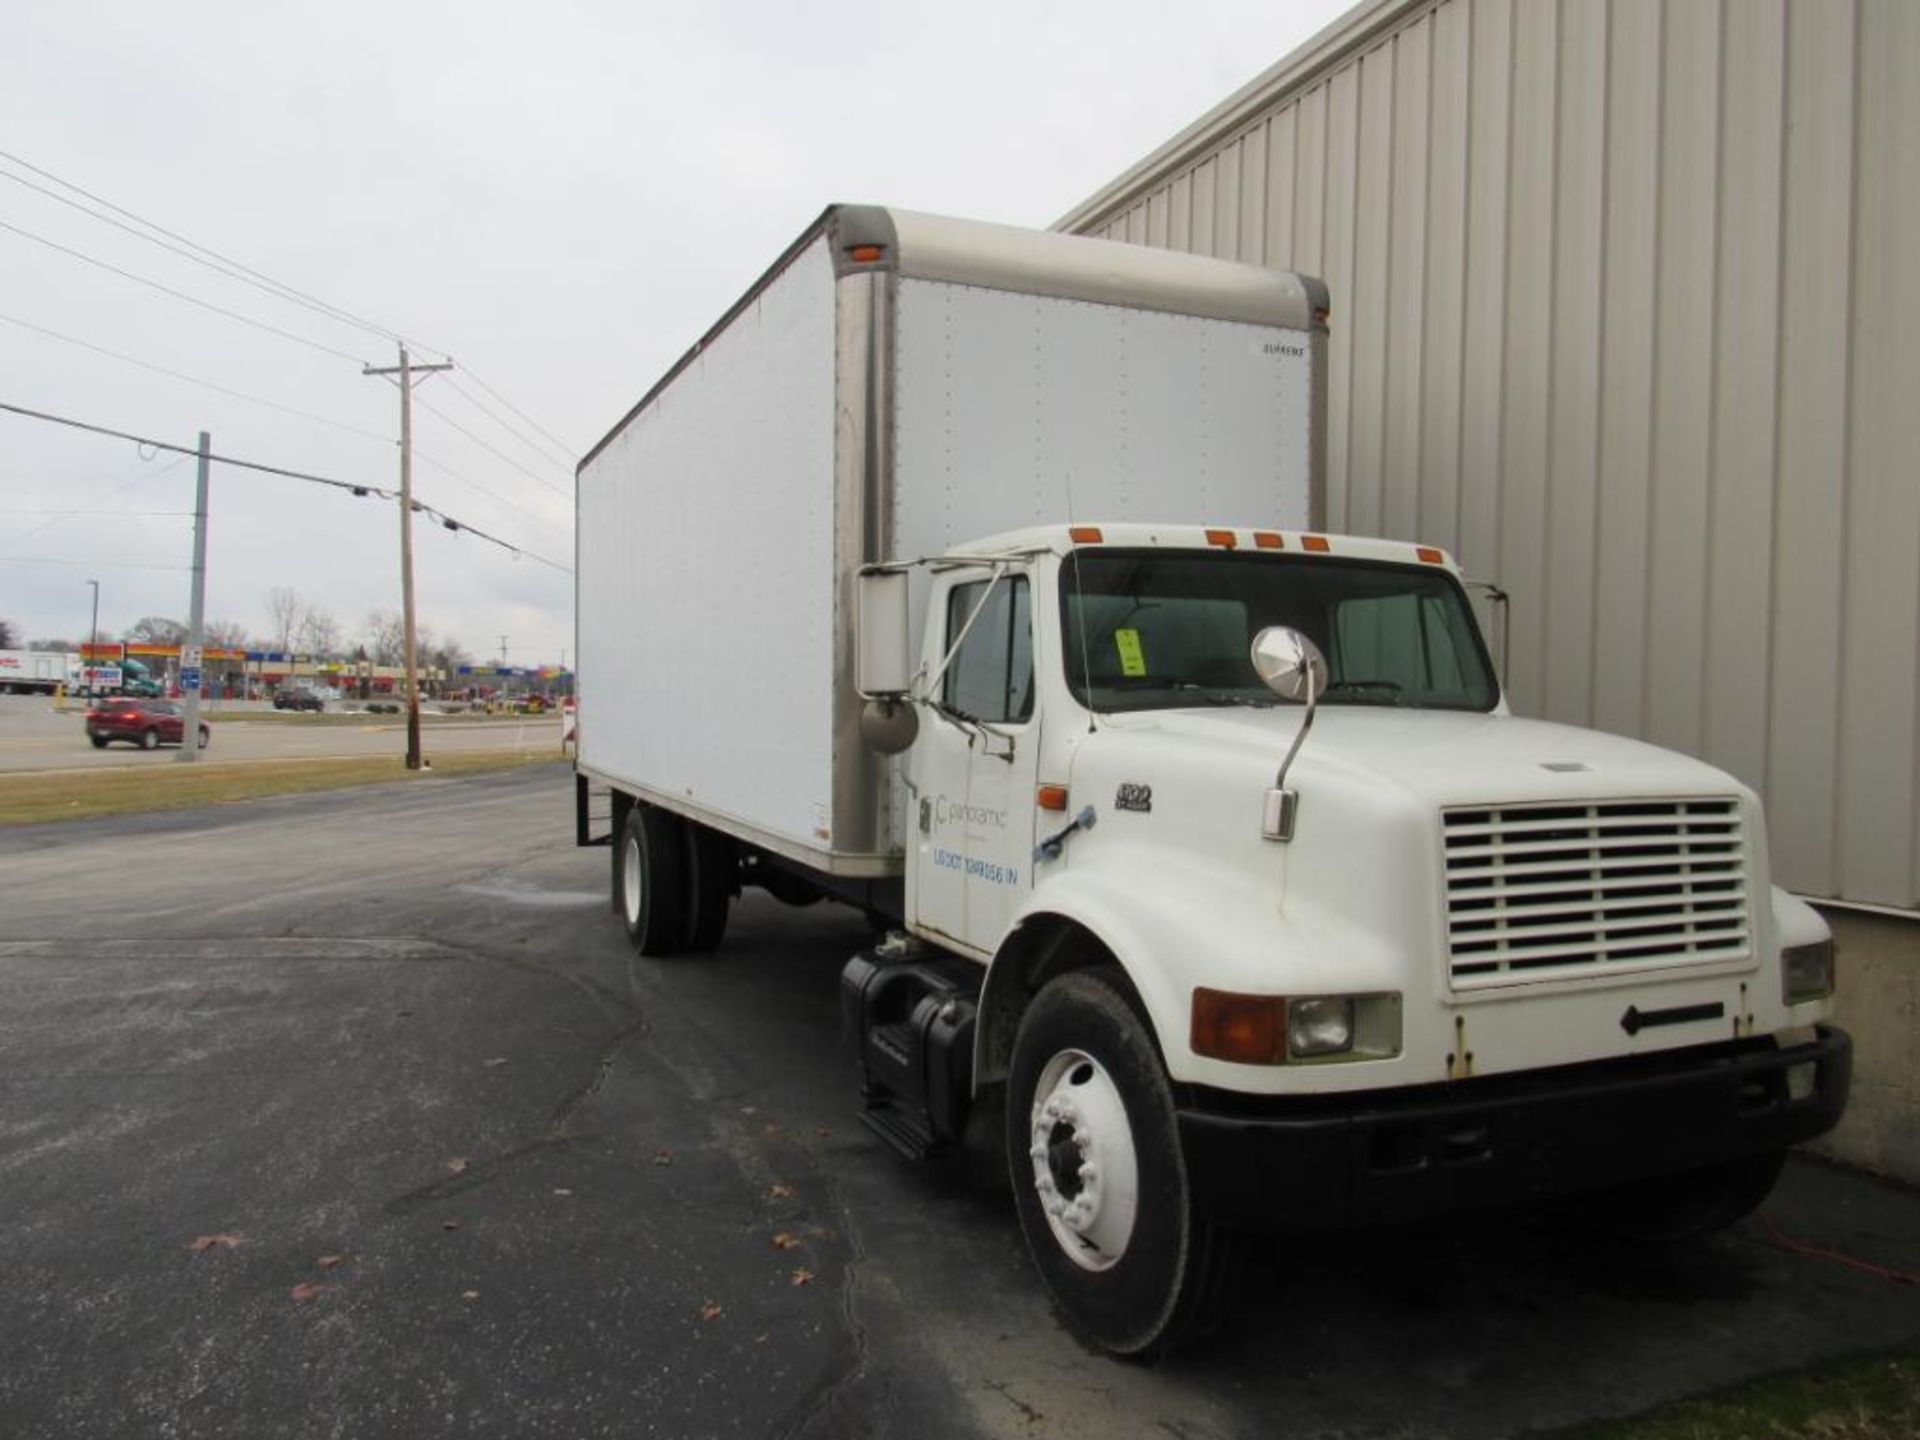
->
1114, 782, 1152, 813
930, 794, 1017, 887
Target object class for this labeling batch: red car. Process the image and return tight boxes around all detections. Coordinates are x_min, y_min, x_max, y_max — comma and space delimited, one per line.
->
85, 699, 210, 751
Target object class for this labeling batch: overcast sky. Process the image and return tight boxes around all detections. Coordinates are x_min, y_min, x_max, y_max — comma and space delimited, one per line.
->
1, 0, 1351, 666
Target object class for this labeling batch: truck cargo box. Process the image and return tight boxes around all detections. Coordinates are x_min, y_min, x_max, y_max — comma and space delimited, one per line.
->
576, 205, 1326, 875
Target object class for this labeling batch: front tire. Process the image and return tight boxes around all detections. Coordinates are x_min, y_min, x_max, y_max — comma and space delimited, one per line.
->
197, 727, 210, 749
619, 804, 687, 956
1006, 969, 1233, 1359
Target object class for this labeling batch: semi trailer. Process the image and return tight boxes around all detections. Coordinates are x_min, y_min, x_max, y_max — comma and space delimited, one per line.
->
573, 205, 1849, 1357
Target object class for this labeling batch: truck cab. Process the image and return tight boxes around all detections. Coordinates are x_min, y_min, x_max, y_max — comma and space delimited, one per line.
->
846, 519, 1848, 1356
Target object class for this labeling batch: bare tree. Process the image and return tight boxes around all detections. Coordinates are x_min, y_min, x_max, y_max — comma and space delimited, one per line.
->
266, 586, 307, 656
0, 618, 17, 649
125, 616, 187, 644
27, 637, 73, 652
299, 608, 341, 660
362, 609, 406, 667
203, 618, 251, 650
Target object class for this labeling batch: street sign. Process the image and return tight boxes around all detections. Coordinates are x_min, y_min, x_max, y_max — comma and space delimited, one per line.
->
181, 645, 203, 669
180, 666, 202, 692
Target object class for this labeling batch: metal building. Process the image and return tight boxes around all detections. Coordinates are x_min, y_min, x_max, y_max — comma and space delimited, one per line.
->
1060, 0, 1918, 1172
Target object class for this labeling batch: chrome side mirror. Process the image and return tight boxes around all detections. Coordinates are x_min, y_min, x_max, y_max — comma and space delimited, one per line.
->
1250, 627, 1326, 841
1250, 626, 1327, 704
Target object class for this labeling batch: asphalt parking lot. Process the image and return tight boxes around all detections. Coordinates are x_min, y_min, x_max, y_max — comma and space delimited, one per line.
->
1, 763, 1915, 1439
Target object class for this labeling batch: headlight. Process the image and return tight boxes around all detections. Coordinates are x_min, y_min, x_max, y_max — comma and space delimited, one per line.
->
1191, 990, 1401, 1065
1782, 939, 1835, 1004
1287, 997, 1353, 1057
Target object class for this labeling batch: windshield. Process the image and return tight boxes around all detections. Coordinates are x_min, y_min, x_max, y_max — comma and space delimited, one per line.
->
1060, 549, 1499, 713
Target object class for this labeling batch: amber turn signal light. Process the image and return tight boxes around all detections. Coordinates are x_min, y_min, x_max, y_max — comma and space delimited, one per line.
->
1191, 988, 1287, 1065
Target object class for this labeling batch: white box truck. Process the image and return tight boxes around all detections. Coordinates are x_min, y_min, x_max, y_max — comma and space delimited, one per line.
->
574, 205, 1849, 1357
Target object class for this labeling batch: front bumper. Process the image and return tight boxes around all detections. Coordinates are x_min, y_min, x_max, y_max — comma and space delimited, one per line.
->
1179, 1026, 1851, 1230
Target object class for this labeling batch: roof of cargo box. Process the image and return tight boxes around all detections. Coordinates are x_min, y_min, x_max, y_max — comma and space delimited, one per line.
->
578, 204, 1327, 474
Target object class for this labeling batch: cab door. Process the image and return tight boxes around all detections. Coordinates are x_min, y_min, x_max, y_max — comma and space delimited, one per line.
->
909, 568, 1039, 956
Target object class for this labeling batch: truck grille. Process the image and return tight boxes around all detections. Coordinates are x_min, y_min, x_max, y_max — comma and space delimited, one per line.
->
1443, 798, 1750, 991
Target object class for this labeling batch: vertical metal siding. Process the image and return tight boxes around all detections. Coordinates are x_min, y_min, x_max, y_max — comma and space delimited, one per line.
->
1061, 0, 1920, 911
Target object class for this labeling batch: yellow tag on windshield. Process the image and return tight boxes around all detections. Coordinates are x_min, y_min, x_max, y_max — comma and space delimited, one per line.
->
1113, 629, 1147, 677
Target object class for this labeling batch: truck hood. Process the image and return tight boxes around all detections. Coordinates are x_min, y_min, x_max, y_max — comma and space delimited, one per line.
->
1083, 706, 1749, 808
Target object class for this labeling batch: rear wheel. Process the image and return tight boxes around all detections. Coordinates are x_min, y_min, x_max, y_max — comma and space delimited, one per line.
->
619, 804, 687, 956
681, 823, 735, 953
1006, 970, 1234, 1359
89, 735, 108, 749
140, 728, 159, 750
197, 727, 210, 749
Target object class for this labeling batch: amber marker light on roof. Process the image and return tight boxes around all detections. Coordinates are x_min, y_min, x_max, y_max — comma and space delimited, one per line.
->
1036, 785, 1070, 812
1205, 529, 1238, 548
1068, 526, 1104, 544
846, 244, 884, 263
1191, 988, 1286, 1065
1301, 534, 1331, 553
1416, 546, 1446, 564
1253, 531, 1285, 549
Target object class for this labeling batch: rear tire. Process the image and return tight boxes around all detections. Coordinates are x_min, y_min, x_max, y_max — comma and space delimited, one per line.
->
1565, 1150, 1787, 1243
681, 823, 735, 953
140, 728, 158, 750
1006, 969, 1234, 1359
197, 727, 210, 749
89, 735, 108, 749
619, 804, 687, 956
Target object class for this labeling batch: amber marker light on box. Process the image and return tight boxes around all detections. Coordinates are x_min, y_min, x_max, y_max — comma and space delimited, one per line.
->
1036, 784, 1070, 812
1191, 988, 1287, 1065
1253, 531, 1285, 549
1068, 526, 1104, 544
1301, 535, 1331, 553
846, 244, 884, 263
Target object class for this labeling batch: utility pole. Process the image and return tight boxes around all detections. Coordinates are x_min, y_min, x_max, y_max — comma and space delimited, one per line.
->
364, 345, 452, 770
84, 578, 99, 691
498, 635, 509, 664
176, 431, 211, 763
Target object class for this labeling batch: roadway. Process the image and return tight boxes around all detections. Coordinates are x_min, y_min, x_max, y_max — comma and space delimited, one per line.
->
0, 764, 1915, 1438
0, 694, 562, 773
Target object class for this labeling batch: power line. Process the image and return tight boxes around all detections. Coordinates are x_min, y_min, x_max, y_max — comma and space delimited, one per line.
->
0, 452, 190, 551
1, 308, 568, 539
0, 556, 189, 571
0, 308, 395, 445
415, 393, 572, 500
441, 373, 575, 471
0, 147, 431, 360
0, 398, 572, 573
0, 216, 369, 365
460, 366, 580, 459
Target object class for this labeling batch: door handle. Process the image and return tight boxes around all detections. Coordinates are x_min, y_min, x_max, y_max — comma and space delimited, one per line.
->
1034, 806, 1097, 864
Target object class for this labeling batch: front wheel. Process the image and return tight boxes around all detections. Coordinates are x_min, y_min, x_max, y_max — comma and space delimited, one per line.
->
1006, 969, 1234, 1359
197, 727, 210, 749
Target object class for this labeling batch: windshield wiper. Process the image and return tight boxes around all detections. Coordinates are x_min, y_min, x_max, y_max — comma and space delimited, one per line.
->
1167, 681, 1274, 709
1322, 678, 1406, 706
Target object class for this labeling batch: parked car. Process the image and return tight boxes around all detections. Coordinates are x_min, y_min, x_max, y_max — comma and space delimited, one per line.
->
85, 699, 209, 750
273, 689, 326, 712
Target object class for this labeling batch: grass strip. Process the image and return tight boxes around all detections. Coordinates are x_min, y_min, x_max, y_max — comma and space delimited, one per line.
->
1551, 1347, 1920, 1440
0, 751, 560, 826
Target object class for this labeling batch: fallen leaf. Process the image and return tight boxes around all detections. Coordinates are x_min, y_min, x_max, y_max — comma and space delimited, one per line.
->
697, 1300, 723, 1322
653, 1149, 673, 1166
552, 1188, 574, 1198
815, 1127, 832, 1139
771, 1232, 802, 1251
790, 1268, 813, 1287
753, 1332, 770, 1345
446, 1158, 468, 1175
316, 1255, 344, 1270
762, 1123, 782, 1137
461, 1290, 481, 1302
768, 1184, 794, 1201
290, 1282, 327, 1303
441, 1219, 462, 1232
483, 1057, 508, 1068
189, 1233, 243, 1253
